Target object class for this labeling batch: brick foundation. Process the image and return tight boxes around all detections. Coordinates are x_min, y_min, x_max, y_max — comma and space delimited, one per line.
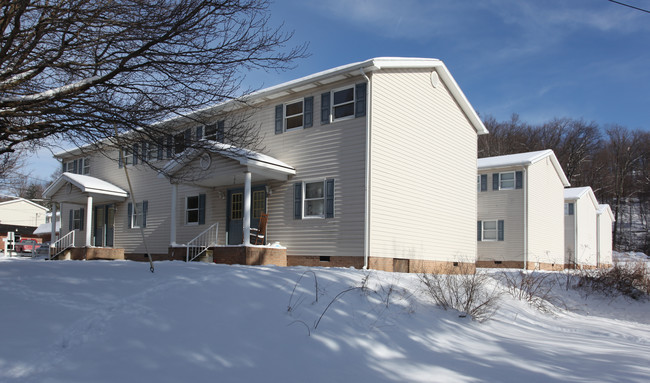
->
287, 255, 364, 269
211, 246, 287, 267
369, 257, 476, 274
56, 247, 125, 260
476, 260, 525, 269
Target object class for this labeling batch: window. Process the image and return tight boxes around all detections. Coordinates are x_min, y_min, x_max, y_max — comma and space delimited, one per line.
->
82, 158, 90, 174
128, 201, 148, 228
252, 190, 265, 219
478, 174, 487, 192
174, 131, 186, 154
147, 141, 158, 162
285, 100, 304, 130
565, 202, 575, 215
230, 193, 242, 220
304, 181, 325, 218
294, 179, 335, 219
205, 121, 225, 141
332, 86, 355, 120
477, 220, 504, 241
72, 209, 82, 230
186, 194, 206, 225
499, 172, 515, 190
482, 220, 498, 241
65, 158, 90, 174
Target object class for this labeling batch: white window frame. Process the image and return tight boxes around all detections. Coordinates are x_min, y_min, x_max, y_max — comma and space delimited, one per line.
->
477, 175, 481, 193
131, 202, 144, 229
82, 158, 90, 174
284, 99, 304, 131
303, 180, 326, 219
65, 160, 75, 173
481, 220, 498, 241
72, 209, 82, 230
331, 85, 355, 122
185, 195, 200, 225
499, 171, 515, 190
565, 202, 574, 215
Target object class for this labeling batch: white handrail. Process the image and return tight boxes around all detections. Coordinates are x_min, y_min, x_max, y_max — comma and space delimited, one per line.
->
51, 230, 75, 260
186, 223, 219, 262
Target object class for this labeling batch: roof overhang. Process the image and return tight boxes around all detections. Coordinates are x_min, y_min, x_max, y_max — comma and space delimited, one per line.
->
597, 204, 615, 221
564, 187, 599, 210
478, 150, 570, 187
43, 173, 128, 203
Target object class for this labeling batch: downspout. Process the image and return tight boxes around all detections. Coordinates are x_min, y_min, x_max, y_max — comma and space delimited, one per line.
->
523, 166, 528, 270
574, 202, 579, 268
596, 212, 601, 268
361, 67, 371, 269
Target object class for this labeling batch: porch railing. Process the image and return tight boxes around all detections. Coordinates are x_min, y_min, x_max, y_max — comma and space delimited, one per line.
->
186, 222, 219, 262
50, 230, 75, 260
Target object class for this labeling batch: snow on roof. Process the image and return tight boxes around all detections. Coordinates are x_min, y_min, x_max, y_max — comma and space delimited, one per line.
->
0, 198, 49, 211
43, 173, 128, 199
564, 186, 599, 209
477, 149, 570, 186
597, 204, 615, 221
162, 142, 295, 177
33, 221, 60, 235
56, 57, 487, 158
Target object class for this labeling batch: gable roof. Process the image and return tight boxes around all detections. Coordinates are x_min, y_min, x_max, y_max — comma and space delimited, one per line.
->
597, 204, 615, 221
0, 198, 48, 212
56, 57, 487, 158
43, 172, 128, 199
477, 149, 570, 186
564, 186, 599, 210
161, 142, 295, 180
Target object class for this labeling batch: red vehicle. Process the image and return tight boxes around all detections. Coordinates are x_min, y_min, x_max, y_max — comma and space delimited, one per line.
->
14, 239, 38, 253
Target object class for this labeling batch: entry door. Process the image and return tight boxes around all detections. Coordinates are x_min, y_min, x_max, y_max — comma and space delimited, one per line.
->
94, 205, 115, 247
227, 186, 266, 245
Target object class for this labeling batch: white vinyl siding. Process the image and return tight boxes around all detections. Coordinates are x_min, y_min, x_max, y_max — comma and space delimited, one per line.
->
369, 68, 478, 263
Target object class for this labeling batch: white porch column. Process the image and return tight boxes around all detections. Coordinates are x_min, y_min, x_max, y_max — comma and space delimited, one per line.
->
243, 171, 251, 246
85, 196, 93, 247
50, 203, 57, 243
170, 183, 178, 246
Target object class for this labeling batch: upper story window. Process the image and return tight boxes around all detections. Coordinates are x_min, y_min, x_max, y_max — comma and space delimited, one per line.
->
491, 171, 522, 191
332, 86, 355, 120
478, 174, 487, 192
565, 202, 575, 215
64, 158, 90, 175
499, 172, 515, 190
204, 121, 225, 142
285, 100, 304, 130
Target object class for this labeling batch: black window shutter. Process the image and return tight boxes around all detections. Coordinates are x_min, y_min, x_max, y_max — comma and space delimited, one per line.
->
515, 171, 523, 189
157, 142, 163, 161
69, 209, 73, 231
326, 179, 335, 218
568, 203, 574, 215
492, 173, 499, 190
477, 221, 482, 241
73, 160, 78, 174
275, 105, 283, 134
127, 202, 133, 229
166, 135, 173, 158
355, 82, 367, 118
480, 174, 488, 192
321, 92, 330, 124
142, 200, 148, 228
118, 152, 123, 168
79, 208, 84, 231
133, 144, 138, 165
217, 120, 225, 142
198, 194, 206, 225
294, 183, 302, 219
498, 220, 504, 241
184, 129, 192, 146
196, 126, 203, 140
304, 96, 314, 128
141, 142, 148, 162
62, 161, 66, 172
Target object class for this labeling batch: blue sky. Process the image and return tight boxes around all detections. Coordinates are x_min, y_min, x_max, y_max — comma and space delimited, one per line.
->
26, 0, 650, 183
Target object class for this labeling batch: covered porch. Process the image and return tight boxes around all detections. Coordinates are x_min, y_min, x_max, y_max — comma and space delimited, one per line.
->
164, 143, 295, 265
43, 172, 129, 260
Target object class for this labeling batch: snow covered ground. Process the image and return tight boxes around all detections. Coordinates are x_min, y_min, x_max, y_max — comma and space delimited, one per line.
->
1, 257, 649, 383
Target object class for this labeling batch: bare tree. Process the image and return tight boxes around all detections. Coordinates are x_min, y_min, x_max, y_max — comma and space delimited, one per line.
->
0, 0, 306, 163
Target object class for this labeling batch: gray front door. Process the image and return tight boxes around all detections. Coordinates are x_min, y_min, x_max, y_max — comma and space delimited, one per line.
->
227, 186, 266, 245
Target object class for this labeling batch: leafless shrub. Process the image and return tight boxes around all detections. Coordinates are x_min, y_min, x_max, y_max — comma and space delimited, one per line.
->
498, 271, 565, 312
574, 261, 650, 300
287, 270, 319, 313
418, 265, 500, 322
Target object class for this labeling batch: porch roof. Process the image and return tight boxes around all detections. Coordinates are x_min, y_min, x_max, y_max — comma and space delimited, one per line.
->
43, 172, 128, 202
161, 142, 295, 185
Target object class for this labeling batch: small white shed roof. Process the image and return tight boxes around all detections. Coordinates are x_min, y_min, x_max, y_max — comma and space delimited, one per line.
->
597, 204, 615, 221
564, 186, 599, 210
477, 149, 570, 186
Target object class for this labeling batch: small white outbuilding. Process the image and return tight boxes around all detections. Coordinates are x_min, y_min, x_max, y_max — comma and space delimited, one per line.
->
564, 187, 599, 268
596, 204, 615, 267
